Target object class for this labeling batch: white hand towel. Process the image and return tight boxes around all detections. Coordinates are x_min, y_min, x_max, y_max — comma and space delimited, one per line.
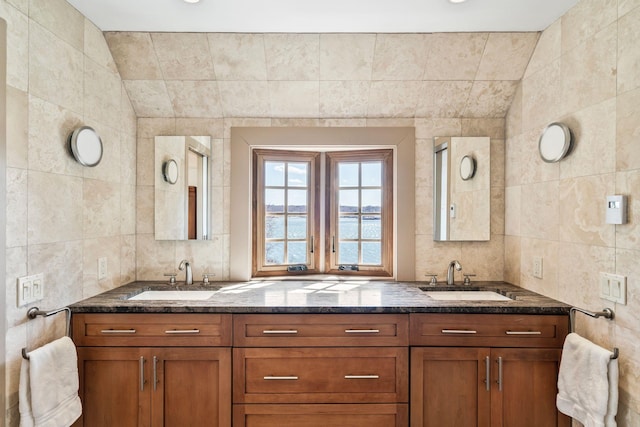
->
557, 332, 618, 427
19, 336, 82, 427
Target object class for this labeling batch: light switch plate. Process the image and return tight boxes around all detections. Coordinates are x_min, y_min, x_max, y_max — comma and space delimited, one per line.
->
17, 273, 44, 307
533, 257, 543, 279
98, 257, 108, 280
599, 272, 626, 304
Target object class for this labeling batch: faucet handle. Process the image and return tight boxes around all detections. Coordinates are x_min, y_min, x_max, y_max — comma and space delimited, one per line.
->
463, 273, 476, 285
164, 273, 177, 285
425, 273, 438, 285
202, 272, 215, 283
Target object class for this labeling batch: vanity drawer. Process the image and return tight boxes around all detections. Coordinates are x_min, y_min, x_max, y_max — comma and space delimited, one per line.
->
233, 347, 408, 404
233, 314, 409, 347
410, 314, 568, 348
72, 313, 232, 347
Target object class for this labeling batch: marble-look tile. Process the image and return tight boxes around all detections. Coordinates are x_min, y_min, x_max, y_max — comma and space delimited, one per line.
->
7, 168, 28, 248
415, 237, 462, 280
27, 95, 84, 176
520, 181, 559, 241
561, 0, 617, 53
519, 237, 560, 299
269, 81, 319, 118
151, 32, 216, 80
617, 398, 640, 427
83, 236, 122, 298
423, 33, 487, 80
522, 59, 562, 132
121, 184, 136, 236
371, 34, 429, 81
6, 0, 28, 14
460, 237, 504, 281
319, 81, 370, 118
491, 187, 505, 236
615, 325, 640, 417
414, 118, 461, 140
208, 33, 267, 80
559, 174, 615, 247
29, 21, 83, 114
175, 119, 224, 139
136, 185, 154, 235
490, 139, 505, 188
557, 242, 616, 309
264, 33, 319, 81
83, 179, 121, 238
504, 134, 524, 187
619, 0, 640, 17
176, 237, 225, 280
319, 34, 375, 80
218, 81, 270, 117
28, 240, 84, 307
561, 23, 617, 114
166, 80, 223, 118
5, 323, 27, 419
415, 81, 472, 118
617, 87, 640, 171
27, 171, 83, 245
462, 81, 518, 118
317, 118, 367, 127
503, 235, 521, 284
505, 84, 522, 139
5, 3, 29, 91
367, 81, 421, 117
618, 6, 640, 94
517, 128, 560, 185
504, 185, 521, 236
104, 32, 163, 80
136, 234, 176, 280
120, 133, 137, 186
210, 185, 225, 235
84, 19, 117, 73
121, 235, 137, 284
476, 33, 539, 81
82, 122, 121, 184
613, 249, 640, 332
560, 98, 617, 179
365, 117, 415, 127
223, 117, 272, 139
28, 0, 84, 50
5, 247, 28, 328
461, 118, 505, 139
6, 86, 28, 169
124, 80, 174, 117
84, 58, 122, 129
138, 118, 176, 139
524, 20, 561, 79
616, 169, 640, 250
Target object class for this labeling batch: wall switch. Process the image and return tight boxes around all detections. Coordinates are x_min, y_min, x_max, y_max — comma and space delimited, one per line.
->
600, 272, 627, 304
98, 257, 108, 280
533, 257, 543, 279
17, 273, 44, 306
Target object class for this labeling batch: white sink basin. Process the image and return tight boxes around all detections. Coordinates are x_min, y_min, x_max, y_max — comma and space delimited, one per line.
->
424, 291, 512, 301
128, 290, 217, 301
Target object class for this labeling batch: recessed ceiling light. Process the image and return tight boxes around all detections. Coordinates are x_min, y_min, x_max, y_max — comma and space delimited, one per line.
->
449, 0, 468, 3
183, 0, 201, 3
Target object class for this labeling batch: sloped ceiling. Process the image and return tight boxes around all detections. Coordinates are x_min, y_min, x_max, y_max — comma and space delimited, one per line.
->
106, 32, 540, 119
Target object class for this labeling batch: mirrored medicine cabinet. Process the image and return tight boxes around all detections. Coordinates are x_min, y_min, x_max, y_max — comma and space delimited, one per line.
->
434, 136, 490, 241
155, 136, 211, 241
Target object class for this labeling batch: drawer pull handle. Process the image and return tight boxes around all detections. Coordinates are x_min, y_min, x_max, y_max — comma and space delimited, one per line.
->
344, 375, 379, 379
505, 331, 542, 335
164, 329, 200, 334
262, 330, 298, 334
441, 329, 477, 334
263, 376, 299, 380
101, 329, 136, 334
344, 329, 380, 334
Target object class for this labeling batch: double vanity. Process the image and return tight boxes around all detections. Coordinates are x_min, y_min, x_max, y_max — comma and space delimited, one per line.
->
70, 280, 571, 427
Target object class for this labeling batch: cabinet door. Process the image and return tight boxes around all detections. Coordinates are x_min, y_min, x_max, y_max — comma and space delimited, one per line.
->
76, 347, 151, 427
490, 348, 570, 427
151, 348, 231, 427
411, 347, 491, 427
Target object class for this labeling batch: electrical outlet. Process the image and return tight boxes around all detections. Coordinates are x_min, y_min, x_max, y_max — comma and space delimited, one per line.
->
533, 257, 543, 279
600, 272, 627, 304
98, 257, 108, 280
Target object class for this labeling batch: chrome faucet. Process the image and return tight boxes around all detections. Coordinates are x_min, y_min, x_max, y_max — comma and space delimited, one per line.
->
178, 259, 192, 285
447, 260, 462, 285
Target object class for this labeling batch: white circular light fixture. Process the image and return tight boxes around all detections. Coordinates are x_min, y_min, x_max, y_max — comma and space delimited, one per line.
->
183, 0, 201, 3
449, 0, 468, 3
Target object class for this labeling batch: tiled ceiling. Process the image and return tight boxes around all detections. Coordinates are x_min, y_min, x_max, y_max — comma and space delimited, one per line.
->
106, 32, 540, 119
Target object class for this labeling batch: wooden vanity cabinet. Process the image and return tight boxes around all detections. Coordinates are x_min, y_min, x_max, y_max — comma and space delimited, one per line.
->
410, 314, 570, 427
232, 314, 409, 427
72, 313, 232, 427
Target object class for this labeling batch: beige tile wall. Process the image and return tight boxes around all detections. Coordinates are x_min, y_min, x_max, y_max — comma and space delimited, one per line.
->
1, 0, 137, 424
505, 0, 640, 424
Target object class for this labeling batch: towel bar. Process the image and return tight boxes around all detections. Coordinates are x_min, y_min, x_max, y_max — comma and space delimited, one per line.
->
21, 307, 71, 360
569, 307, 619, 359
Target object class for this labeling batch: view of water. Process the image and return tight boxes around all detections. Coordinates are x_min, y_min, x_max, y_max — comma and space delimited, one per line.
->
265, 215, 381, 265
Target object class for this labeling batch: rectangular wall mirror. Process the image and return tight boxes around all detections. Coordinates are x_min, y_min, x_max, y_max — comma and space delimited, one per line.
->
433, 136, 490, 241
155, 136, 211, 240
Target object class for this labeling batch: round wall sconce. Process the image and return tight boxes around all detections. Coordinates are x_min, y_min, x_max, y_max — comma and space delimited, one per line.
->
163, 159, 179, 184
459, 155, 476, 180
539, 122, 573, 163
69, 126, 103, 167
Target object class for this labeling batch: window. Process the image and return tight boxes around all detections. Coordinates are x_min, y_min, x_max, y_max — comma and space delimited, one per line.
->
253, 149, 393, 277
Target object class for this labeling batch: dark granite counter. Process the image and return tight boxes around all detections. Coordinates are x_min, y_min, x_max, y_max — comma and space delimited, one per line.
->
70, 280, 571, 315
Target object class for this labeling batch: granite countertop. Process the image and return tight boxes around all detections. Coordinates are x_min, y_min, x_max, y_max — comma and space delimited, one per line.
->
70, 280, 571, 315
